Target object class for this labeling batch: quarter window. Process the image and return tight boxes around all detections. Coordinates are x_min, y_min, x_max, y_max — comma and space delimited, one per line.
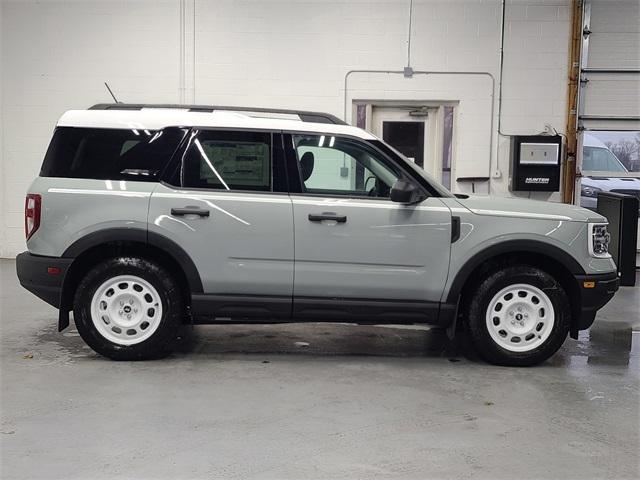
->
293, 134, 399, 198
181, 130, 272, 191
40, 127, 188, 181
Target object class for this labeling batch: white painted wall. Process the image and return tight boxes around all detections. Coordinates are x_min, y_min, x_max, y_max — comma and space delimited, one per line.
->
0, 2, 5, 257
0, 0, 571, 257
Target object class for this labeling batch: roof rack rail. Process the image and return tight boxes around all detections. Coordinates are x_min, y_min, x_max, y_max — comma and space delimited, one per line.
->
89, 103, 347, 125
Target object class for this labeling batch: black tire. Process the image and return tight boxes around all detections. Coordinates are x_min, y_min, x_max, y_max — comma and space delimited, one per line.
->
73, 257, 184, 360
465, 265, 570, 366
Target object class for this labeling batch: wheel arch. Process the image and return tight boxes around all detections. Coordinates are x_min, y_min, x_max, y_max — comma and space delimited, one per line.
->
59, 229, 202, 322
446, 240, 584, 331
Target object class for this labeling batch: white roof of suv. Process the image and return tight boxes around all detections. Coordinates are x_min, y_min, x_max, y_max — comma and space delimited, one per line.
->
58, 104, 376, 140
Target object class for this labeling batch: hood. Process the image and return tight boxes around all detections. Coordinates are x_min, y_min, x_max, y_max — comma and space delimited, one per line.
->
454, 195, 606, 223
582, 176, 640, 190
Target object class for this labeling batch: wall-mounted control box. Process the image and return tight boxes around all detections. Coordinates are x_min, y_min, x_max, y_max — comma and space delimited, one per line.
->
510, 135, 562, 192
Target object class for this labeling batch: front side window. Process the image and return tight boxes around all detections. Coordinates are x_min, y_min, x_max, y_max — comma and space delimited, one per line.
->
181, 130, 272, 191
292, 134, 399, 198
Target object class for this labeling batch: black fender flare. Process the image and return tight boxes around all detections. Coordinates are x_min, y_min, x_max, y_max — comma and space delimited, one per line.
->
62, 228, 203, 293
445, 239, 585, 304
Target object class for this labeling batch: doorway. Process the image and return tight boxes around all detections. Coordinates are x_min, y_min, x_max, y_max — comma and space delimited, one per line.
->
360, 102, 455, 189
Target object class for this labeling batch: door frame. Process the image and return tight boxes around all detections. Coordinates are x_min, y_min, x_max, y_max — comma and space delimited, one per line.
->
352, 100, 458, 185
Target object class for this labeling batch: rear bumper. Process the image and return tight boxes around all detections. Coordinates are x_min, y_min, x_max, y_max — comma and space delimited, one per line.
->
573, 271, 620, 331
15, 252, 73, 308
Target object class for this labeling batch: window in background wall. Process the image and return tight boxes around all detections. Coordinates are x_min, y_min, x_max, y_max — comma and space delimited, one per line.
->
579, 131, 640, 214
441, 106, 454, 191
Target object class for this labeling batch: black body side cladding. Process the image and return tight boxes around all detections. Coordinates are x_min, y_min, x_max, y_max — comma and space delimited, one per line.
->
191, 294, 292, 320
445, 239, 585, 304
15, 252, 73, 308
571, 271, 620, 333
18, 235, 616, 336
292, 297, 444, 325
191, 294, 452, 327
62, 228, 204, 293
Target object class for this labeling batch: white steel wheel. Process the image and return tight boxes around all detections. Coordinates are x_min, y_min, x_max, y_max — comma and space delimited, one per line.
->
485, 283, 555, 353
90, 275, 164, 346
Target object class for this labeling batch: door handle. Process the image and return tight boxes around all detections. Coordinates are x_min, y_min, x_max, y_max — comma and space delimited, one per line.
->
308, 212, 347, 223
171, 207, 210, 217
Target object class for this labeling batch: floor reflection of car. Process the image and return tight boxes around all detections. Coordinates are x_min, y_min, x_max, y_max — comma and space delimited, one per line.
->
580, 133, 640, 215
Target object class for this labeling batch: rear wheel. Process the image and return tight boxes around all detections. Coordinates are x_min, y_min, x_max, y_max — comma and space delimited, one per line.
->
466, 265, 570, 366
74, 257, 184, 360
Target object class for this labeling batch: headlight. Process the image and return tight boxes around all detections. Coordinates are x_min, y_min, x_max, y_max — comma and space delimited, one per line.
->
581, 184, 602, 198
588, 223, 611, 257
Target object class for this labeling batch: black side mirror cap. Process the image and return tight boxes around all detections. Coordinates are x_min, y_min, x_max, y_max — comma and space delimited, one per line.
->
390, 179, 422, 203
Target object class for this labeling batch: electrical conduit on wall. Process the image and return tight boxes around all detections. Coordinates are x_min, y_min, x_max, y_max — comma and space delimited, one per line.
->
178, 0, 196, 104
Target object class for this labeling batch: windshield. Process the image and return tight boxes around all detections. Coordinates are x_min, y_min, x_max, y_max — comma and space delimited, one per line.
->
368, 139, 453, 197
583, 146, 628, 172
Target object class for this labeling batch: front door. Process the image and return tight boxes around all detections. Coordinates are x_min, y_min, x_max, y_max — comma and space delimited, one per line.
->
285, 133, 452, 323
148, 129, 293, 319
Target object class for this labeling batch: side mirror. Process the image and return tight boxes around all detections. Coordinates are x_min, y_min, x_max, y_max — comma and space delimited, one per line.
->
390, 179, 420, 203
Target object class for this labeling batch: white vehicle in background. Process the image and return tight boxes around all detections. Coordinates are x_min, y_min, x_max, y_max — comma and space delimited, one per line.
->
580, 133, 640, 214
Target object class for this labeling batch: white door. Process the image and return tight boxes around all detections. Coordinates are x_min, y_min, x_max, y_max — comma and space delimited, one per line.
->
371, 106, 444, 183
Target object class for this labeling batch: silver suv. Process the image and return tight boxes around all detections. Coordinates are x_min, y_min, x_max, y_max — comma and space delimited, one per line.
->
16, 104, 619, 366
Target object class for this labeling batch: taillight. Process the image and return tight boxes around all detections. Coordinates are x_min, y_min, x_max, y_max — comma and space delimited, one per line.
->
25, 194, 41, 240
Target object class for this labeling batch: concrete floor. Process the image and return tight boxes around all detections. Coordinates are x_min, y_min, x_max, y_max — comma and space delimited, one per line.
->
1, 259, 638, 480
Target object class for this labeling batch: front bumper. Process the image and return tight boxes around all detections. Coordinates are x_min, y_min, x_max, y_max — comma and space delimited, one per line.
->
572, 271, 620, 333
15, 252, 73, 308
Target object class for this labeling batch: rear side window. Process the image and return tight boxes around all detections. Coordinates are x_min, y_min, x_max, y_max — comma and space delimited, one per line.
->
180, 130, 272, 191
40, 127, 188, 181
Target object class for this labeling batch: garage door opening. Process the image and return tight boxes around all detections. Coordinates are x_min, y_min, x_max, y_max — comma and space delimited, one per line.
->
578, 130, 640, 214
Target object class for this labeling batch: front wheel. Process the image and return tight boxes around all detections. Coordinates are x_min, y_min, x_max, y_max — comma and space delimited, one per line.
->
466, 265, 570, 366
73, 257, 184, 360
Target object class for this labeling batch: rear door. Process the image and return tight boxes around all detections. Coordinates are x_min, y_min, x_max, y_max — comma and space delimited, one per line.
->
149, 129, 294, 319
285, 133, 452, 323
